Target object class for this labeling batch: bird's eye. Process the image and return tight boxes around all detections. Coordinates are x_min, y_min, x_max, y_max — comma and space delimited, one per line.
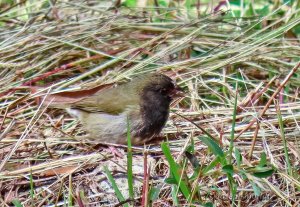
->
160, 88, 167, 94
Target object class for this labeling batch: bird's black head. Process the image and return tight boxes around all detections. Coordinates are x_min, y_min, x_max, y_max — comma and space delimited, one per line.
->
140, 73, 183, 103
136, 73, 184, 139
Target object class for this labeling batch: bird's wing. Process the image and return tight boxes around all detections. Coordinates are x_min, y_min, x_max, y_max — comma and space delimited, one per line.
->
70, 85, 140, 114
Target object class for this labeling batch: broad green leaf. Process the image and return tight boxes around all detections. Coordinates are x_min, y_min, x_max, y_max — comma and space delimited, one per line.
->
227, 174, 237, 200
258, 152, 267, 167
198, 136, 225, 158
222, 165, 234, 176
124, 0, 136, 7
245, 2, 256, 17
256, 5, 269, 16
158, 0, 168, 7
252, 168, 275, 178
161, 142, 191, 200
149, 186, 161, 201
12, 200, 23, 207
234, 148, 242, 168
250, 181, 261, 196
203, 157, 222, 174
165, 176, 177, 185
204, 202, 214, 207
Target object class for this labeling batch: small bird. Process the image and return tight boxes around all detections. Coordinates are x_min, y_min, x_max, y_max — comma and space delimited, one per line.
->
48, 73, 183, 145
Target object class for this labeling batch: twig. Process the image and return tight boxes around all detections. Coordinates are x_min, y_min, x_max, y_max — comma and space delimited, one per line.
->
238, 76, 277, 112
248, 120, 260, 159
142, 150, 150, 207
114, 198, 134, 207
173, 112, 219, 142
235, 61, 300, 140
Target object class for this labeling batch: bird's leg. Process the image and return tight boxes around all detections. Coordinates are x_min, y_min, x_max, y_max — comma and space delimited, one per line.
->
107, 146, 124, 158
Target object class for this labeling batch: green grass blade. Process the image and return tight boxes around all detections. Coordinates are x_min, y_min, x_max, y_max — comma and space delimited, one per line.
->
12, 199, 23, 207
228, 83, 239, 203
29, 169, 34, 200
203, 157, 222, 174
229, 82, 238, 164
171, 185, 179, 206
127, 116, 134, 199
161, 142, 191, 200
104, 166, 128, 207
198, 136, 225, 160
68, 174, 73, 207
276, 101, 292, 175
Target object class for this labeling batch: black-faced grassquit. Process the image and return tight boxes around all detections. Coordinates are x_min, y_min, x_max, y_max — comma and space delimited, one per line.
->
49, 73, 183, 145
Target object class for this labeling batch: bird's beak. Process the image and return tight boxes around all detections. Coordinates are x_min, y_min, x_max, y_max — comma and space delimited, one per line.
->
170, 85, 185, 98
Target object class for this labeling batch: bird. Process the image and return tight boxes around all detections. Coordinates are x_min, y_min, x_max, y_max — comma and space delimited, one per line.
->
47, 73, 184, 145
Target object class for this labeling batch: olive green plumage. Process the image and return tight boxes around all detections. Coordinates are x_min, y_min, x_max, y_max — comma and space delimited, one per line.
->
54, 73, 183, 145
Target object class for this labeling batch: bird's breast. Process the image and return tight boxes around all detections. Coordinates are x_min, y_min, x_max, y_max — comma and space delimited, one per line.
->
66, 107, 144, 144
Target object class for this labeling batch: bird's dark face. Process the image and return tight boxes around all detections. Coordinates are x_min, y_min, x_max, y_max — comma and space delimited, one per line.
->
137, 73, 183, 139
142, 73, 184, 103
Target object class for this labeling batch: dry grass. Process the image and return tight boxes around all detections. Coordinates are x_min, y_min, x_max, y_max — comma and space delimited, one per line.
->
0, 1, 300, 206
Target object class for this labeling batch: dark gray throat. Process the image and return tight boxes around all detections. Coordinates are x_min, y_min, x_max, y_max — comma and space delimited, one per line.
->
138, 90, 171, 138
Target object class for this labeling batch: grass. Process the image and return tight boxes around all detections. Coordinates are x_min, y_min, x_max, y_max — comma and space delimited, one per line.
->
0, 0, 300, 206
